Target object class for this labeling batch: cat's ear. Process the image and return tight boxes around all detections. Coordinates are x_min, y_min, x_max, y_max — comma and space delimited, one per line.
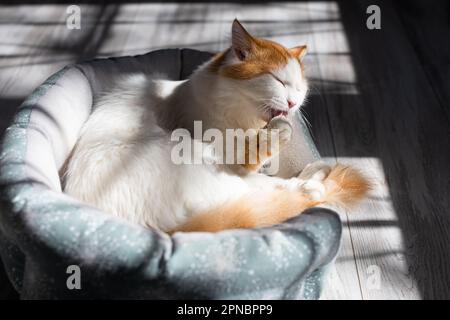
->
231, 19, 254, 61
290, 45, 308, 60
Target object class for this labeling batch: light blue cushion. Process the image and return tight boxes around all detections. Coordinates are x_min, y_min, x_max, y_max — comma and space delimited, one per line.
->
0, 49, 341, 299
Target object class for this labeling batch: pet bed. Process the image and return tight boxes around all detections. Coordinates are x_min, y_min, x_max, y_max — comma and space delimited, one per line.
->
0, 49, 341, 299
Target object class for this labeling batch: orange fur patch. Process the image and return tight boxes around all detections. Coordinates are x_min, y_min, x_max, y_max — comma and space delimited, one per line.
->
323, 164, 372, 209
209, 39, 303, 79
242, 131, 275, 171
171, 164, 371, 233
171, 190, 318, 233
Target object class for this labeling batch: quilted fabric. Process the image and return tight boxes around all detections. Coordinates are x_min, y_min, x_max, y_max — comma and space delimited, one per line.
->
0, 49, 341, 299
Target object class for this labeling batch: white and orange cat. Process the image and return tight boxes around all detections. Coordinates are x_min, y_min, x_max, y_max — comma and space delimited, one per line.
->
63, 20, 369, 233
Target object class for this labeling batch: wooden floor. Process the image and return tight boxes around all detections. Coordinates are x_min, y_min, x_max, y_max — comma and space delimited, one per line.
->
1, 0, 449, 299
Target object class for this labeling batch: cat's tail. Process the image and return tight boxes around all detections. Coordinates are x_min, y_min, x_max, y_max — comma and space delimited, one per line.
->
320, 164, 371, 210
171, 165, 370, 233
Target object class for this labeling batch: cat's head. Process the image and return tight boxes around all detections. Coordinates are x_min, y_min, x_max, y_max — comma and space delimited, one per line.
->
208, 19, 308, 124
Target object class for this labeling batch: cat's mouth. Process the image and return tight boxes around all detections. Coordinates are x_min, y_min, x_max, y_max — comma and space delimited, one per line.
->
264, 108, 289, 122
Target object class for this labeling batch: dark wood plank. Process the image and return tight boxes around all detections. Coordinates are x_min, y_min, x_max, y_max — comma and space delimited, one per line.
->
392, 0, 450, 123
331, 0, 450, 299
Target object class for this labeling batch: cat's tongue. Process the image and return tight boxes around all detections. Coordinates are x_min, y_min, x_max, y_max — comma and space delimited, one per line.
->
271, 109, 288, 119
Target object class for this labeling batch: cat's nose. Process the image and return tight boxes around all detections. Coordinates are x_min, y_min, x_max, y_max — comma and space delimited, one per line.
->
287, 99, 296, 108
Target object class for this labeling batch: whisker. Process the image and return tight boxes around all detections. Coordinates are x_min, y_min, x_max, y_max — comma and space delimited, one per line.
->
300, 109, 313, 132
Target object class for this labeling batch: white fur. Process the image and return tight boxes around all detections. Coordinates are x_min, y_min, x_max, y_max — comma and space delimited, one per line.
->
63, 49, 317, 232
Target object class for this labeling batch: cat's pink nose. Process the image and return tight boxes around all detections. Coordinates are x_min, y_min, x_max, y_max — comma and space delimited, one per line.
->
287, 99, 296, 108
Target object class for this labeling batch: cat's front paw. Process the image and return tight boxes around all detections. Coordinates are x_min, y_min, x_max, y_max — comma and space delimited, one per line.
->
267, 116, 293, 147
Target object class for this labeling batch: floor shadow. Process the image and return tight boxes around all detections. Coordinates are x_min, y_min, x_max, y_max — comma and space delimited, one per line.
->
0, 98, 23, 299
321, 0, 450, 299
0, 98, 25, 136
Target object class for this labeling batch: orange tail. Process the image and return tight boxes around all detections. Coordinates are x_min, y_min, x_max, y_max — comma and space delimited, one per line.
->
321, 164, 372, 209
172, 165, 370, 233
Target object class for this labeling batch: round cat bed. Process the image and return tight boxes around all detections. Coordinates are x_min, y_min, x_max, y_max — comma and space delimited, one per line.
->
0, 49, 341, 299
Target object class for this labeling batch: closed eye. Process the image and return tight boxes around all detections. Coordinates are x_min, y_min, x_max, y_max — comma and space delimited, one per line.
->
269, 73, 286, 87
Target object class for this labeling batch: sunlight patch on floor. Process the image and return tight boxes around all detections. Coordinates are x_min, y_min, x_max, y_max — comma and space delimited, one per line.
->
321, 156, 420, 299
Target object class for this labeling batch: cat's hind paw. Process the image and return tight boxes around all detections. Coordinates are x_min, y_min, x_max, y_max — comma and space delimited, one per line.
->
300, 179, 326, 201
298, 160, 331, 181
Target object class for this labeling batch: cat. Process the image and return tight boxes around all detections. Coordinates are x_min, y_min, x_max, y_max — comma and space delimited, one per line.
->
63, 19, 370, 233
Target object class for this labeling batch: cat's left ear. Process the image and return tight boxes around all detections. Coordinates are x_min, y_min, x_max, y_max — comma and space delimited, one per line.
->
231, 19, 254, 61
290, 45, 308, 60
